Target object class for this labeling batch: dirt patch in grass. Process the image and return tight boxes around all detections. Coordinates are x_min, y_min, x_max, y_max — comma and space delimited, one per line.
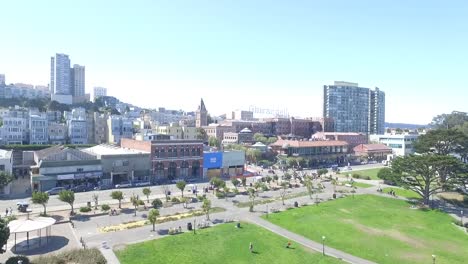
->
339, 208, 351, 214
400, 251, 427, 262
342, 219, 426, 248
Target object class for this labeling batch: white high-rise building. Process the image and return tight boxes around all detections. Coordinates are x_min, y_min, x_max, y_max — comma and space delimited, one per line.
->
0, 74, 5, 85
71, 64, 85, 97
50, 53, 71, 95
93, 87, 107, 100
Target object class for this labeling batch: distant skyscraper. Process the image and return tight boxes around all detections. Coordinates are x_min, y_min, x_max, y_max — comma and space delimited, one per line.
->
0, 74, 5, 85
323, 81, 385, 134
196, 98, 208, 127
71, 64, 85, 97
93, 87, 107, 100
50, 53, 71, 95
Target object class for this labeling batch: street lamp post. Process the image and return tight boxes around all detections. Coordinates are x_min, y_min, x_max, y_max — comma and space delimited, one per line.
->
322, 236, 326, 256
432, 254, 436, 264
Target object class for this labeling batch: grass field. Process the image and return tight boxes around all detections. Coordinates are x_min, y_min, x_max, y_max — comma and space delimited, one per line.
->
115, 222, 343, 264
348, 181, 373, 188
352, 168, 382, 180
382, 187, 420, 200
264, 195, 468, 264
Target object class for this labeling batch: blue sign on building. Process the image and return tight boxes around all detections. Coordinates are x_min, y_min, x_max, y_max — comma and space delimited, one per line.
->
203, 152, 223, 169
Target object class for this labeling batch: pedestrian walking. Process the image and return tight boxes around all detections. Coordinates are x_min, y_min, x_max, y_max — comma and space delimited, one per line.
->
249, 242, 253, 253
5, 208, 8, 217
286, 241, 291, 248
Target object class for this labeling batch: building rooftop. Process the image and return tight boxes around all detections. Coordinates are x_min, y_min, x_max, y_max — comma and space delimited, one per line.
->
83, 144, 150, 156
272, 139, 348, 148
0, 149, 12, 159
354, 144, 392, 152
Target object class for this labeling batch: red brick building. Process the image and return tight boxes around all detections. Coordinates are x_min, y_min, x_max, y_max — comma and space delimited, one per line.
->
121, 139, 204, 181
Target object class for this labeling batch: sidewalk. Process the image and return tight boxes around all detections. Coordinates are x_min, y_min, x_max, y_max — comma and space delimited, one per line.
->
243, 215, 377, 264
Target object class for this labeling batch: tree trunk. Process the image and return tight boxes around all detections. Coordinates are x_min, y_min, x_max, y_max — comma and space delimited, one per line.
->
134, 206, 137, 216
182, 190, 184, 198
152, 223, 155, 231
119, 200, 122, 209
43, 204, 47, 215
71, 204, 74, 215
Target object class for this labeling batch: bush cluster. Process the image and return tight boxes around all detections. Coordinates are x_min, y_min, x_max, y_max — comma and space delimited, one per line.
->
79, 206, 92, 213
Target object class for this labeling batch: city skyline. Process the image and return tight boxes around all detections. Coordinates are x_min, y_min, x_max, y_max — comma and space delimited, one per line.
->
1, 1, 467, 124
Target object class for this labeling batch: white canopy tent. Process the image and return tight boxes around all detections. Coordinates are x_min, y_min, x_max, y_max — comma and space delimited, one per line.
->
8, 217, 56, 251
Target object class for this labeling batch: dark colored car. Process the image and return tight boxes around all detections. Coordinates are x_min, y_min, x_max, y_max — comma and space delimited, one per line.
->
71, 185, 89, 193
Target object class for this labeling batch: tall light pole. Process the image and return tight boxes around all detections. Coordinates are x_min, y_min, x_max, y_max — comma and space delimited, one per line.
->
322, 236, 326, 256
432, 254, 436, 264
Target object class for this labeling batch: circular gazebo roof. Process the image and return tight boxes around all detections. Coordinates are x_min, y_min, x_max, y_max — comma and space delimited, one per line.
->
8, 217, 56, 234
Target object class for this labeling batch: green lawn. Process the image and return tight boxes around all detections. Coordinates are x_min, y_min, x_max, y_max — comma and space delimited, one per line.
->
352, 168, 382, 180
345, 181, 373, 188
382, 187, 421, 200
264, 195, 468, 264
115, 222, 342, 264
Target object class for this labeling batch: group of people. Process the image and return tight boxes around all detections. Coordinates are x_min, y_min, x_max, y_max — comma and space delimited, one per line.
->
248, 241, 292, 253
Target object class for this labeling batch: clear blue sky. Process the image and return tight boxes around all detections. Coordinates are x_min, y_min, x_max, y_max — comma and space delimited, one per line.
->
1, 0, 467, 124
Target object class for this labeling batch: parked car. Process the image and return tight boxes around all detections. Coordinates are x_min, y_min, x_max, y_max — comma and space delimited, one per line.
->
134, 181, 151, 187
45, 187, 66, 195
115, 181, 132, 188
71, 185, 89, 193
96, 184, 113, 190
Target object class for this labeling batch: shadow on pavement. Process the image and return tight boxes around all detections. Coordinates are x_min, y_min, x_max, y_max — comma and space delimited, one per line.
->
10, 236, 70, 256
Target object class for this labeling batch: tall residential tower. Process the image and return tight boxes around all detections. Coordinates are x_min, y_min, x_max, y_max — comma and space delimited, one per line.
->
323, 81, 385, 134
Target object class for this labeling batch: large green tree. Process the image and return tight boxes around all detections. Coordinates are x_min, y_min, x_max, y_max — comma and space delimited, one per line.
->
196, 128, 207, 140
58, 190, 75, 215
202, 198, 212, 221
0, 218, 9, 254
246, 149, 261, 164
389, 155, 465, 205
208, 136, 220, 148
431, 111, 468, 130
31, 191, 49, 215
413, 128, 467, 156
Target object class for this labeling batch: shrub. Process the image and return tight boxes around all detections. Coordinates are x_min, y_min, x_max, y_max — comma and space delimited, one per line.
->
364, 176, 371, 180
79, 206, 92, 213
464, 222, 468, 228
6, 256, 30, 264
33, 248, 106, 264
101, 204, 110, 212
137, 199, 145, 206
453, 219, 463, 226
352, 174, 361, 179
261, 185, 269, 191
152, 198, 163, 208
171, 197, 180, 203
197, 195, 206, 200
215, 192, 225, 199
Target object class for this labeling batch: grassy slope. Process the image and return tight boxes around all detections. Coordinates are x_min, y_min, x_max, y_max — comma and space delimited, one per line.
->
115, 222, 343, 264
382, 187, 420, 199
264, 195, 468, 264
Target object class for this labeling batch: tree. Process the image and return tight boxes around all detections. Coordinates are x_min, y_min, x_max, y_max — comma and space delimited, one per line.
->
92, 193, 99, 210
176, 180, 187, 197
196, 128, 207, 140
389, 155, 465, 205
148, 209, 160, 232
266, 176, 272, 186
202, 198, 212, 221
0, 218, 9, 254
246, 149, 261, 164
142, 188, 151, 203
283, 173, 292, 182
304, 177, 314, 199
331, 178, 337, 193
241, 177, 247, 187
210, 177, 225, 193
162, 185, 170, 201
231, 178, 240, 190
0, 171, 13, 191
208, 136, 220, 148
248, 188, 257, 212
31, 191, 49, 215
431, 111, 468, 130
280, 182, 289, 205
414, 129, 467, 156
317, 169, 328, 177
58, 190, 75, 215
130, 195, 140, 216
110, 191, 124, 209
